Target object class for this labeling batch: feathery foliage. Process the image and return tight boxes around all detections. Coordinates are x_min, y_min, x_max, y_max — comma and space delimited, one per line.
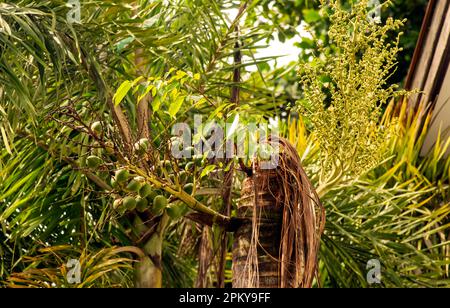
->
298, 0, 408, 183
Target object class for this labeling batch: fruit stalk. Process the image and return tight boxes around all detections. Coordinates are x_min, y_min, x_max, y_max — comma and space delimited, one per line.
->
129, 165, 231, 226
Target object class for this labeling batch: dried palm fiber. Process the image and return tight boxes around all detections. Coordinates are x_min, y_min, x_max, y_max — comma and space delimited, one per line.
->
232, 137, 325, 288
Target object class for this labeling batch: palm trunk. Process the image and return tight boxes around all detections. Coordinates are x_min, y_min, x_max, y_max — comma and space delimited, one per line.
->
232, 171, 282, 288
232, 138, 325, 288
195, 226, 214, 288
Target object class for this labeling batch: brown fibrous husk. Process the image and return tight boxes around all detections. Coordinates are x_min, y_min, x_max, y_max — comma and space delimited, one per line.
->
234, 137, 325, 288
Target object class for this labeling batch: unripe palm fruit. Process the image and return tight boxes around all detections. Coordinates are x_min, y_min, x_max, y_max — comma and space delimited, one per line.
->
179, 171, 188, 183
139, 138, 150, 150
87, 155, 103, 169
183, 183, 194, 195
178, 203, 189, 218
136, 197, 148, 212
110, 178, 119, 189
123, 196, 137, 211
115, 169, 130, 183
152, 195, 168, 213
105, 141, 115, 154
113, 198, 123, 209
139, 183, 153, 198
126, 179, 142, 192
91, 121, 102, 135
185, 162, 194, 171
134, 138, 150, 154
166, 203, 187, 220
